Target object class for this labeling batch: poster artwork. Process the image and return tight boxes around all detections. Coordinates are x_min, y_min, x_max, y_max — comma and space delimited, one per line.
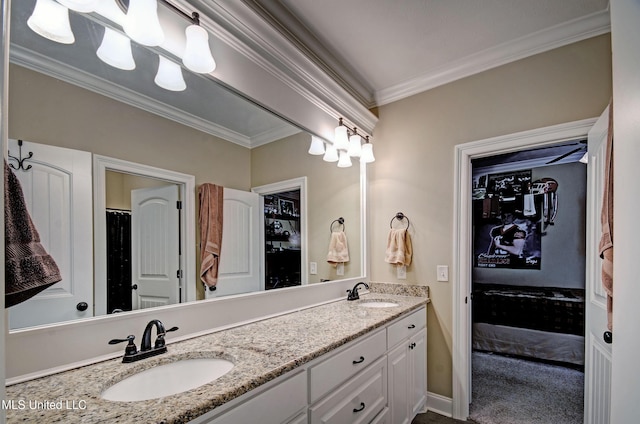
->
474, 170, 542, 269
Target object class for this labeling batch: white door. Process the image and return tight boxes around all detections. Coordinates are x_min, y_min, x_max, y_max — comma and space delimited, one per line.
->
212, 189, 260, 297
584, 107, 612, 424
131, 185, 180, 310
7, 140, 93, 329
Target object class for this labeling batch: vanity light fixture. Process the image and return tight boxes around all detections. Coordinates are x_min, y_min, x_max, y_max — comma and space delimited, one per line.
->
97, 27, 136, 70
308, 136, 326, 155
27, 0, 75, 44
337, 149, 353, 168
347, 129, 362, 157
333, 118, 350, 151
27, 0, 217, 91
360, 136, 375, 163
323, 142, 339, 162
155, 55, 187, 91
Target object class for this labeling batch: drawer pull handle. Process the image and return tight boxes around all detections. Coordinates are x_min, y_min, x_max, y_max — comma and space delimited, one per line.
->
352, 356, 365, 364
353, 402, 365, 413
408, 324, 416, 329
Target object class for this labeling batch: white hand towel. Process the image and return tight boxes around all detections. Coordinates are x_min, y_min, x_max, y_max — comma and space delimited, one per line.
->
523, 193, 536, 217
385, 228, 413, 266
327, 231, 349, 265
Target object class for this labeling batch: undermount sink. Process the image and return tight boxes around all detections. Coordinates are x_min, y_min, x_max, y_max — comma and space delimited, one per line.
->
101, 358, 234, 402
358, 300, 399, 308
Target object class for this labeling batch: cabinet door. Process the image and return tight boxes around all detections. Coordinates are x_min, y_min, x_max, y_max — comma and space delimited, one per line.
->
387, 344, 410, 424
409, 329, 427, 416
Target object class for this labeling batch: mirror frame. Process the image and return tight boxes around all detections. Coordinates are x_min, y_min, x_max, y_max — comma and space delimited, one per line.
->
93, 155, 197, 315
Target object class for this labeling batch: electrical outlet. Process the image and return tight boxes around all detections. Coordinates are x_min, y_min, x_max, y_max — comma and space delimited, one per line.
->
336, 263, 344, 276
397, 265, 407, 279
310, 262, 317, 275
437, 265, 449, 282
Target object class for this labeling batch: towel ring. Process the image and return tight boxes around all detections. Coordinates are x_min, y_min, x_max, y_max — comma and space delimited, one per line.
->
390, 212, 410, 229
330, 217, 345, 233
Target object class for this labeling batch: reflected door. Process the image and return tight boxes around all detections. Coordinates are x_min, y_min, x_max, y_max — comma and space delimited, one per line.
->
131, 185, 180, 310
7, 140, 93, 329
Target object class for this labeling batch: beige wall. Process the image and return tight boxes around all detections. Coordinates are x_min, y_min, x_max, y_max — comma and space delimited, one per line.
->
370, 34, 612, 397
252, 132, 362, 282
8, 65, 251, 190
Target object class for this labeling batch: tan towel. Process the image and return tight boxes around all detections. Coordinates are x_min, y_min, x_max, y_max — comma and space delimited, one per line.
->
327, 231, 349, 265
5, 160, 62, 307
385, 228, 413, 266
599, 102, 614, 330
198, 183, 224, 288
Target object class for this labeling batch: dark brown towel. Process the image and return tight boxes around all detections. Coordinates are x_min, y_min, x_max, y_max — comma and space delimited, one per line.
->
599, 103, 614, 330
198, 183, 224, 288
5, 160, 61, 308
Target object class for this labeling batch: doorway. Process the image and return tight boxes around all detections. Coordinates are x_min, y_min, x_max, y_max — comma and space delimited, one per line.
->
252, 177, 308, 290
451, 118, 598, 419
467, 142, 587, 422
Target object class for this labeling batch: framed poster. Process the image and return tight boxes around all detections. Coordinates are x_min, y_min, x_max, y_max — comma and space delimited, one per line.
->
473, 169, 541, 269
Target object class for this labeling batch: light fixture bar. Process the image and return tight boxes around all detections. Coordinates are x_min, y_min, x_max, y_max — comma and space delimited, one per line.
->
115, 0, 200, 25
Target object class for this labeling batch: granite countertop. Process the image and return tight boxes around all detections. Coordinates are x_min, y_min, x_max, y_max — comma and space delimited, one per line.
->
6, 283, 429, 423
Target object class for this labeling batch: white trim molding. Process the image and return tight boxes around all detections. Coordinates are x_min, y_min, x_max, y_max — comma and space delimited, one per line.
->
376, 9, 611, 107
451, 118, 597, 419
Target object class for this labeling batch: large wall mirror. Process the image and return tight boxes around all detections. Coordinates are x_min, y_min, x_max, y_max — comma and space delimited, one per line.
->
6, 0, 363, 331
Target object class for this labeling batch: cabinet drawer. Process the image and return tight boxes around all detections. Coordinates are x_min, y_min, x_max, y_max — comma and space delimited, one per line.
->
309, 356, 387, 424
310, 329, 386, 402
209, 371, 306, 424
387, 307, 426, 349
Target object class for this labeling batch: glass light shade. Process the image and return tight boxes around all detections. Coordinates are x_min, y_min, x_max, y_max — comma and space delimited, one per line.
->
337, 149, 352, 168
57, 0, 99, 12
323, 143, 339, 162
360, 143, 375, 163
333, 125, 349, 151
97, 28, 136, 70
155, 56, 186, 91
347, 133, 362, 157
308, 136, 326, 155
27, 0, 75, 44
123, 0, 165, 47
183, 25, 216, 73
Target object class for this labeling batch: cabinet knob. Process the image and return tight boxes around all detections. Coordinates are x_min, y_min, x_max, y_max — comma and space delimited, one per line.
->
603, 331, 613, 344
76, 302, 88, 311
353, 402, 365, 413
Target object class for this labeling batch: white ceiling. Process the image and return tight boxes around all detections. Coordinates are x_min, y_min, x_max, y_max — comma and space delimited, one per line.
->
271, 0, 610, 106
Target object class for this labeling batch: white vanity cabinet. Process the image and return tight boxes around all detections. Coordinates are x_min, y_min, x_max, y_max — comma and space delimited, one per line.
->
387, 308, 428, 424
192, 306, 427, 424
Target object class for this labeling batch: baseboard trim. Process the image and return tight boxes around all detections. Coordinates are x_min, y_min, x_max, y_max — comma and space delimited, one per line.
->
427, 392, 453, 417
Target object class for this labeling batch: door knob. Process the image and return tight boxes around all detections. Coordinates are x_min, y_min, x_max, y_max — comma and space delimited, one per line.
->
603, 331, 613, 344
76, 302, 88, 311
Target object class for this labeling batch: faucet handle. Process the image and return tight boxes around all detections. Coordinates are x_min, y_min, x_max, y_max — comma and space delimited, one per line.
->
109, 335, 137, 356
154, 326, 179, 349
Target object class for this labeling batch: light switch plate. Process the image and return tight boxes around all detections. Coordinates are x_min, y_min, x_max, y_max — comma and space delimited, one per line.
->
310, 262, 317, 275
437, 265, 449, 282
397, 265, 407, 279
336, 263, 344, 276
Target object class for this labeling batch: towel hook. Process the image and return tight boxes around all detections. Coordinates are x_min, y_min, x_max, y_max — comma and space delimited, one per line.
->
390, 212, 410, 229
8, 140, 34, 172
330, 217, 345, 233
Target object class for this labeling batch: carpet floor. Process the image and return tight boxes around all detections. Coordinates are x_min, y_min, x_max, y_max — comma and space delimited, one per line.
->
469, 351, 584, 424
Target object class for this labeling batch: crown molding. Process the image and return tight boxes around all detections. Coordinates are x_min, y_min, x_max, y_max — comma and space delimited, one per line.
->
185, 0, 378, 135
251, 125, 302, 148
375, 9, 611, 107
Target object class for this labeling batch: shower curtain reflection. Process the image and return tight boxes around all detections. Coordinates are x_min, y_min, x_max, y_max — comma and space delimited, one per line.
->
106, 209, 132, 314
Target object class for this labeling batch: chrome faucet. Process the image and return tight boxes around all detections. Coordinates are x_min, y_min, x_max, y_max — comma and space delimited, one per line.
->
109, 319, 178, 363
347, 282, 369, 301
